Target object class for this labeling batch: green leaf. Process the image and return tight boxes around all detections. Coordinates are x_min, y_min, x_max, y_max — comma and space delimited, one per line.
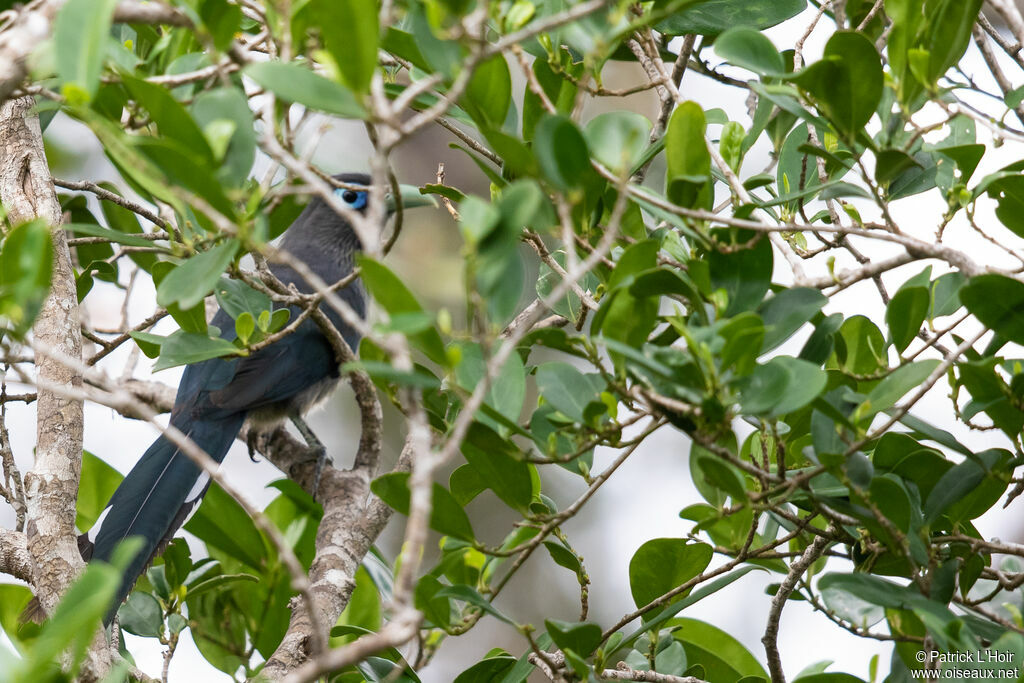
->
537, 251, 599, 325
534, 114, 591, 191
133, 137, 237, 219
930, 272, 965, 319
872, 433, 950, 501
657, 0, 806, 36
670, 617, 770, 681
938, 144, 985, 183
719, 313, 764, 376
184, 483, 267, 569
147, 330, 244, 372
357, 257, 446, 364
794, 674, 867, 683
615, 581, 757, 671
666, 101, 711, 209
800, 313, 843, 365
235, 312, 255, 344
924, 448, 1010, 524
336, 567, 383, 636
76, 451, 123, 532
199, 0, 242, 51
584, 112, 652, 174
544, 619, 602, 657
740, 356, 827, 417
758, 287, 827, 352
544, 541, 583, 577
820, 576, 884, 627
714, 27, 784, 76
860, 360, 939, 418
95, 182, 156, 271
164, 296, 208, 334
609, 240, 660, 292
887, 286, 929, 353
720, 121, 745, 172
191, 87, 257, 187
436, 584, 515, 625
215, 277, 272, 321
454, 342, 525, 427
874, 148, 922, 187
836, 315, 887, 374
121, 75, 213, 161
961, 274, 1024, 345
791, 31, 882, 138
535, 362, 604, 423
0, 584, 35, 650
1008, 85, 1024, 111
696, 457, 747, 502
816, 573, 914, 609
763, 180, 872, 208
869, 475, 913, 534
159, 538, 191, 591
449, 464, 487, 506
921, 0, 984, 87
357, 656, 421, 682
461, 422, 533, 512
167, 613, 187, 636
414, 574, 452, 630
0, 219, 53, 335
156, 240, 239, 311
65, 222, 162, 249
407, 3, 462, 76
26, 562, 120, 678
313, 0, 379, 93
347, 361, 440, 389
54, 0, 120, 100
709, 231, 773, 315
629, 539, 713, 610
244, 62, 366, 118
370, 473, 475, 541
185, 572, 259, 600
462, 54, 512, 128
454, 655, 517, 683
74, 109, 186, 214
118, 592, 163, 638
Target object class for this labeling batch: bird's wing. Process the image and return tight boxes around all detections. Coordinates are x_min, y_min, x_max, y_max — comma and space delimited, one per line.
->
190, 324, 339, 418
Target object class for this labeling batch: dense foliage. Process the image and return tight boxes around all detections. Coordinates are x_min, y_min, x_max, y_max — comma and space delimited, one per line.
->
5, 0, 1024, 682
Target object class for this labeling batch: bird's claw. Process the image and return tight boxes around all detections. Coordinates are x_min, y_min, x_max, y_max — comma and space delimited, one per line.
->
246, 429, 267, 463
309, 445, 330, 503
290, 414, 331, 501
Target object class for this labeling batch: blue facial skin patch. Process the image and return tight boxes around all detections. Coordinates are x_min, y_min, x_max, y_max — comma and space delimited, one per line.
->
334, 187, 368, 210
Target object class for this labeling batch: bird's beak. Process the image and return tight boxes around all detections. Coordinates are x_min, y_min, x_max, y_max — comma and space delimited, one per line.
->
385, 184, 439, 213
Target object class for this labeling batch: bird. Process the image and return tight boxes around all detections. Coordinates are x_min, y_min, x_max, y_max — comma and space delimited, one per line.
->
72, 173, 433, 624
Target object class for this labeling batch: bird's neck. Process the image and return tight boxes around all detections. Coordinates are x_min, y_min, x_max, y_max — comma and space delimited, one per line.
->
277, 224, 360, 288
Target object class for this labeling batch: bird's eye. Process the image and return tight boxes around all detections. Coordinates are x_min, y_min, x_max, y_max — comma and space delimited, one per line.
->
334, 187, 368, 210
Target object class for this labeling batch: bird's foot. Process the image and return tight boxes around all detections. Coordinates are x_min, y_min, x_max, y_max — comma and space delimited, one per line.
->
290, 415, 332, 501
246, 428, 268, 463
309, 444, 329, 503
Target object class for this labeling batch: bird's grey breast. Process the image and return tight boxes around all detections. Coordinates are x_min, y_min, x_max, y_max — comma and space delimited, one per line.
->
245, 374, 342, 426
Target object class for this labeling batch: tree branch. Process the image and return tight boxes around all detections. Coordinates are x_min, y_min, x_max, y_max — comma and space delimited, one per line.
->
0, 95, 109, 678
762, 529, 833, 683
0, 527, 32, 582
0, 1, 191, 105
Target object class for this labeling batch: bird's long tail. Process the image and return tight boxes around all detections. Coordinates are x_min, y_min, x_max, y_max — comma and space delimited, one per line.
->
83, 415, 246, 624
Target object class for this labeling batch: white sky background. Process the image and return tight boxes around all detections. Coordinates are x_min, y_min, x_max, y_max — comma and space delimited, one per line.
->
5, 5, 1024, 681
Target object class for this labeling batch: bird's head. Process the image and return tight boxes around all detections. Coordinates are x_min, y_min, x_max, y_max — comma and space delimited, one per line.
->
283, 172, 436, 258
328, 172, 437, 216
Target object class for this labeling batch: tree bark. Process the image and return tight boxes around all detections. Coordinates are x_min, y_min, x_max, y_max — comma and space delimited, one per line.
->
258, 430, 400, 680
0, 1, 192, 106
0, 528, 32, 582
0, 96, 107, 676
